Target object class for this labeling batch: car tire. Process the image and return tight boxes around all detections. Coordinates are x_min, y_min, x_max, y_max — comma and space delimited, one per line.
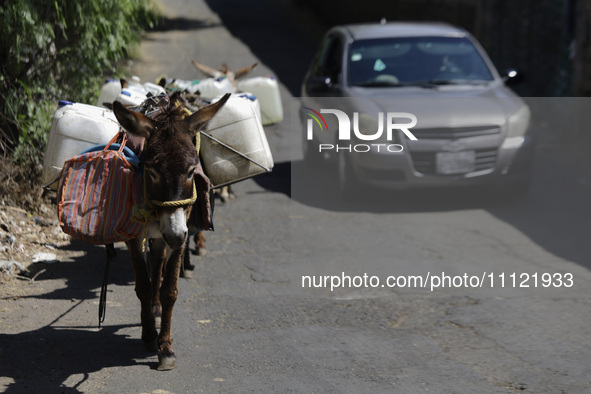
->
505, 178, 532, 199
337, 153, 362, 200
501, 172, 533, 201
303, 133, 322, 167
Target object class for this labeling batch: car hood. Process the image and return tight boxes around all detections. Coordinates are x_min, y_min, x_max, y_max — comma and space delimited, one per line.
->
344, 84, 525, 129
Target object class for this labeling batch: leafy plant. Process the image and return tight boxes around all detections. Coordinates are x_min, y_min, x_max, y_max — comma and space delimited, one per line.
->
0, 0, 157, 190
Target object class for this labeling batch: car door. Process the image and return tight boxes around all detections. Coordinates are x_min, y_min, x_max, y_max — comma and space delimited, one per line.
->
302, 32, 347, 145
304, 32, 346, 97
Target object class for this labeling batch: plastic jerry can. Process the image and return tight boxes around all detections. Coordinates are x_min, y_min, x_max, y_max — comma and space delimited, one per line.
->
127, 75, 148, 95
237, 76, 283, 125
194, 77, 235, 99
236, 93, 261, 124
116, 89, 146, 107
42, 101, 121, 188
96, 78, 122, 108
115, 76, 166, 106
200, 94, 274, 187
167, 79, 202, 93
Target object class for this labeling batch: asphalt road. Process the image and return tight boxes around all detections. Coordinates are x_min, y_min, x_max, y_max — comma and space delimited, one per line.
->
1, 0, 591, 392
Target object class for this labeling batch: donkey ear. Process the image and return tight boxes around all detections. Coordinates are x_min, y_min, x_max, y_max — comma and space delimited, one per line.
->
113, 101, 156, 139
191, 60, 220, 78
234, 62, 258, 80
184, 93, 230, 136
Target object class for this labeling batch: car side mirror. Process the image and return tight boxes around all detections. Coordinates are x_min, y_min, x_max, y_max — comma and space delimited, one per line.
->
502, 69, 523, 85
308, 76, 332, 92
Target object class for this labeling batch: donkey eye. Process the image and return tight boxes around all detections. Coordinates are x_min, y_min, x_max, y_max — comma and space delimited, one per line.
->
147, 168, 159, 182
187, 167, 196, 179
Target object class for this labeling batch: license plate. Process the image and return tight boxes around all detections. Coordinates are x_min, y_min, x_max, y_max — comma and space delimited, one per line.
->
436, 151, 475, 175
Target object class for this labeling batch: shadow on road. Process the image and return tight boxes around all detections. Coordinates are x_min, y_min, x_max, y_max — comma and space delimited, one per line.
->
20, 241, 134, 302
0, 242, 151, 393
204, 0, 321, 96
251, 161, 291, 198
0, 323, 147, 393
150, 15, 222, 32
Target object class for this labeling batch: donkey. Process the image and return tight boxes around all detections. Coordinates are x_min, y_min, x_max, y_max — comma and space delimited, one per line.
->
112, 93, 230, 370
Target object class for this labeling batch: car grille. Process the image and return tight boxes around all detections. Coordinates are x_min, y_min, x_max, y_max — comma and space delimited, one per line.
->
411, 148, 498, 175
410, 126, 500, 139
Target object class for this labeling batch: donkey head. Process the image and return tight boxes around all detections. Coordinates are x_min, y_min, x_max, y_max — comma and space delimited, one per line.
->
113, 94, 230, 249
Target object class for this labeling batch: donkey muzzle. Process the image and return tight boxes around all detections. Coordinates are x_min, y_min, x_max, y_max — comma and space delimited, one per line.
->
160, 208, 188, 249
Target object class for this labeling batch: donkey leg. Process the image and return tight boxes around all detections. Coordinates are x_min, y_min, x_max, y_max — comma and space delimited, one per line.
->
149, 238, 166, 329
180, 245, 194, 278
127, 238, 158, 351
157, 243, 185, 370
227, 185, 236, 200
193, 231, 207, 257
219, 186, 230, 203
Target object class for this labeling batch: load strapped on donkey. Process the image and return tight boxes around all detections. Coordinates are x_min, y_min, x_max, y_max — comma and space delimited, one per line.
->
43, 70, 275, 370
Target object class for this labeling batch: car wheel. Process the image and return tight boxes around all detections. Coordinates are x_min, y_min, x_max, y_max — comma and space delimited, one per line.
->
505, 177, 532, 199
337, 153, 362, 200
303, 133, 321, 167
501, 172, 533, 201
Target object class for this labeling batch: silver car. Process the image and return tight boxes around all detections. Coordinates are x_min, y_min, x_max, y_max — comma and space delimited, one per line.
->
301, 22, 534, 195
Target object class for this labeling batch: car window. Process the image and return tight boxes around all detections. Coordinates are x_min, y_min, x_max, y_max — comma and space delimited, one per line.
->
312, 34, 344, 83
311, 36, 331, 77
348, 36, 494, 87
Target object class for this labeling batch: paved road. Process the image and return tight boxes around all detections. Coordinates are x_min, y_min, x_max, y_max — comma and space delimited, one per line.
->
1, 0, 590, 392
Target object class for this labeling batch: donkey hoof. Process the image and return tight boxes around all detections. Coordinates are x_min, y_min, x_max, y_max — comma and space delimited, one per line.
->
157, 354, 176, 371
197, 247, 207, 257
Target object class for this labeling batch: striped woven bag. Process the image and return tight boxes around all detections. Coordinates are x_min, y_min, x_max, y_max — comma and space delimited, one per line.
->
57, 131, 143, 244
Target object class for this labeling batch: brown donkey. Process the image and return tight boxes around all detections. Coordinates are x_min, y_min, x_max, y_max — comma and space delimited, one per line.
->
112, 94, 230, 370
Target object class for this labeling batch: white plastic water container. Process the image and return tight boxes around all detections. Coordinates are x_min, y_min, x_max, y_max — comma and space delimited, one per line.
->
236, 93, 261, 124
42, 101, 120, 188
127, 76, 166, 96
115, 76, 166, 106
200, 94, 274, 187
237, 76, 283, 125
194, 77, 235, 99
116, 89, 146, 106
96, 78, 122, 108
127, 75, 148, 95
167, 79, 202, 93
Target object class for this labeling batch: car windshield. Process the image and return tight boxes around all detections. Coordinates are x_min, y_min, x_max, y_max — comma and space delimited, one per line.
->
348, 36, 494, 87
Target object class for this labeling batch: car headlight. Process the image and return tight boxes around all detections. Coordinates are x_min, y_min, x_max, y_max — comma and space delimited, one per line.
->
506, 105, 531, 138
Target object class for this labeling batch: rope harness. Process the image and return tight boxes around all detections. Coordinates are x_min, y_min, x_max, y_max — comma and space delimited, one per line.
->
131, 105, 200, 225
131, 174, 198, 224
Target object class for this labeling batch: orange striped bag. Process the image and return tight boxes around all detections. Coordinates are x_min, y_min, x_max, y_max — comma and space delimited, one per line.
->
57, 131, 143, 244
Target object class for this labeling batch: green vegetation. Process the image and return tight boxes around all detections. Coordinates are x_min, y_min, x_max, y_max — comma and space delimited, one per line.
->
0, 0, 157, 184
